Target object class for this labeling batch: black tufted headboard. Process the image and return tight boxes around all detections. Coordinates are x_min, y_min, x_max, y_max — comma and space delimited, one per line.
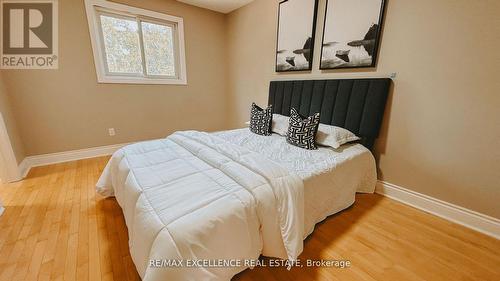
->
268, 78, 391, 150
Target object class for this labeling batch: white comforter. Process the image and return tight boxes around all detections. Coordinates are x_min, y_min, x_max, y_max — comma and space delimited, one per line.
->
96, 131, 304, 281
215, 129, 377, 236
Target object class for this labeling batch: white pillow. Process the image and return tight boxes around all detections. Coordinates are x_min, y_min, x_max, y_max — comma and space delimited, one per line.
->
316, 123, 360, 149
271, 114, 289, 136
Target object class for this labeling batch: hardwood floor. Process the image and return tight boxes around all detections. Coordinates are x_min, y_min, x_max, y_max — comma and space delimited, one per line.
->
0, 157, 499, 281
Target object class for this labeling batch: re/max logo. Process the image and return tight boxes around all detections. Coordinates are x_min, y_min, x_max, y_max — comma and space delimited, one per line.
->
0, 0, 58, 69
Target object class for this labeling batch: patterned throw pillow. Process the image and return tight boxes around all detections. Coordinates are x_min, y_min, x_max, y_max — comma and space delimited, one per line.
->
249, 103, 273, 136
286, 108, 320, 150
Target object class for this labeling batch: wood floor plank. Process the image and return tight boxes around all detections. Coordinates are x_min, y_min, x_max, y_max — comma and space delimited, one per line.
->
0, 157, 499, 281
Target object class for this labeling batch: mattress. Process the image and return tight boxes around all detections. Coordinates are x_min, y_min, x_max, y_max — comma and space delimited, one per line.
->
214, 128, 377, 236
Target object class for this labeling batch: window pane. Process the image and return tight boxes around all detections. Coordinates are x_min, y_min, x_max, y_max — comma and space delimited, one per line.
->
100, 15, 143, 74
141, 22, 176, 76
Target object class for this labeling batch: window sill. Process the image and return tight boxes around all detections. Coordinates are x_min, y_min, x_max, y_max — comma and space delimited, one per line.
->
96, 76, 187, 85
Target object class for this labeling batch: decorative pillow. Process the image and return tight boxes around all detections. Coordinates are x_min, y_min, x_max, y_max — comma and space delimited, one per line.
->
249, 103, 273, 136
316, 124, 360, 149
286, 108, 320, 150
271, 114, 289, 136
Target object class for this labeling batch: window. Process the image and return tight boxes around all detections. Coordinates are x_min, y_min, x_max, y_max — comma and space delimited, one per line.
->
84, 0, 187, 84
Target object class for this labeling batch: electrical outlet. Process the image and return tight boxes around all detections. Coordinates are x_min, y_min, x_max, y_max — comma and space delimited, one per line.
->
108, 128, 116, 136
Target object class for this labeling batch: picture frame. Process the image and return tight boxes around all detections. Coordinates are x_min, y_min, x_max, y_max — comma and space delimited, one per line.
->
275, 0, 319, 72
320, 0, 386, 69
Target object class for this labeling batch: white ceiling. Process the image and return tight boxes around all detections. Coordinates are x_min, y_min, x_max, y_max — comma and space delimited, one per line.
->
176, 0, 254, 14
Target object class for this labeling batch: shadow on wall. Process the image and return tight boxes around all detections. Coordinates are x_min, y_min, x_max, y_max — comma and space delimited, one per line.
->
319, 66, 378, 75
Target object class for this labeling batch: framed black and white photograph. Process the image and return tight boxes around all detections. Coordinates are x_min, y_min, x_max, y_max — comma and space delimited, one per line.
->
320, 0, 386, 69
276, 0, 319, 72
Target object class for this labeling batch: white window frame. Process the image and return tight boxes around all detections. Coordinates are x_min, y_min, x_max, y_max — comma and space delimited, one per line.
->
84, 0, 187, 85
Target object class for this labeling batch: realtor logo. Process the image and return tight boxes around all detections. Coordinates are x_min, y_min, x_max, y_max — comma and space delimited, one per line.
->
1, 0, 58, 69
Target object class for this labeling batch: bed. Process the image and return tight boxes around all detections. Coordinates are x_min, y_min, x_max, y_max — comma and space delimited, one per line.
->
96, 78, 391, 281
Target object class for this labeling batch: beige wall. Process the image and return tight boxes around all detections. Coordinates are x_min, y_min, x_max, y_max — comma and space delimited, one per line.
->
2, 0, 229, 155
226, 0, 500, 218
0, 73, 25, 164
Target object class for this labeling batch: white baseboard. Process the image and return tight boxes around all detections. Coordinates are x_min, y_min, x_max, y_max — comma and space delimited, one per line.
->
19, 142, 131, 177
376, 181, 500, 240
18, 158, 30, 178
